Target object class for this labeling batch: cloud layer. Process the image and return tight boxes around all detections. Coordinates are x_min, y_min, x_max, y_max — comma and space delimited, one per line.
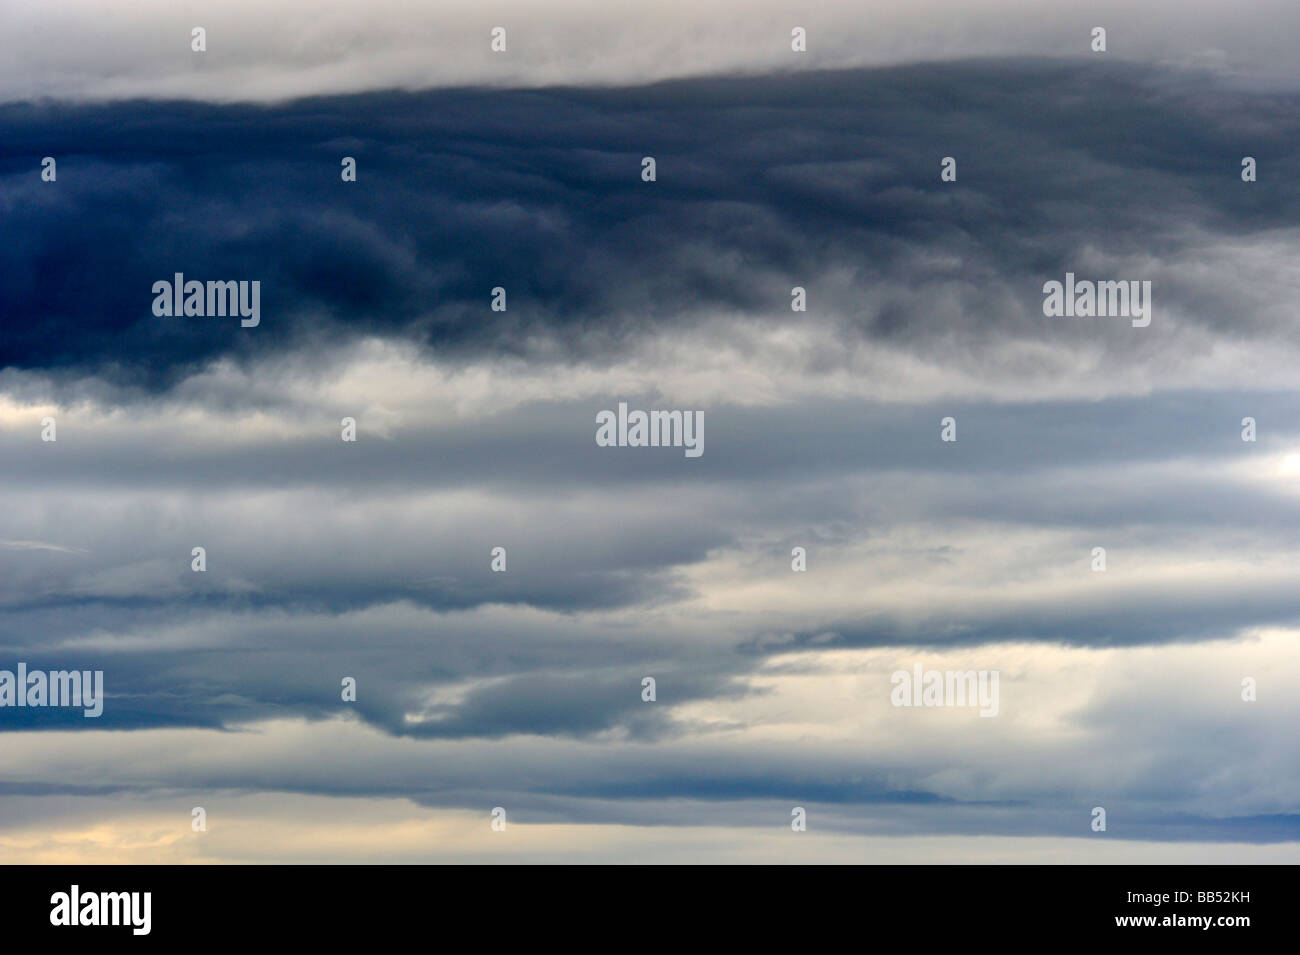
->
2, 56, 1298, 861
3, 0, 1299, 104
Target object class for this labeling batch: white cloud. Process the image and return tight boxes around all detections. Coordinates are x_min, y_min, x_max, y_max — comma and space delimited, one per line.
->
3, 0, 1299, 104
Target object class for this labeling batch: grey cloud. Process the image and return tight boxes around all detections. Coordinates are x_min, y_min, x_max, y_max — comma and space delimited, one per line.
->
3, 62, 1299, 393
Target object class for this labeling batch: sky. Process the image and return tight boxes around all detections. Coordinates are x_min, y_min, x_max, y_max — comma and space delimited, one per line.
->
1, 2, 1299, 863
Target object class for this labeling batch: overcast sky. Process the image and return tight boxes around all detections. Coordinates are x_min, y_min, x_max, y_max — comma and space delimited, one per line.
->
1, 5, 1298, 863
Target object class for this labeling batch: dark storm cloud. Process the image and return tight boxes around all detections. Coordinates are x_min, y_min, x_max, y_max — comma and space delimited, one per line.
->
3, 60, 1299, 387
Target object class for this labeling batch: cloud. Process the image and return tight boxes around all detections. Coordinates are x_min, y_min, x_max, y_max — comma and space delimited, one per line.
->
1, 539, 89, 555
3, 54, 1299, 858
3, 0, 1300, 104
2, 620, 1298, 846
3, 62, 1299, 396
